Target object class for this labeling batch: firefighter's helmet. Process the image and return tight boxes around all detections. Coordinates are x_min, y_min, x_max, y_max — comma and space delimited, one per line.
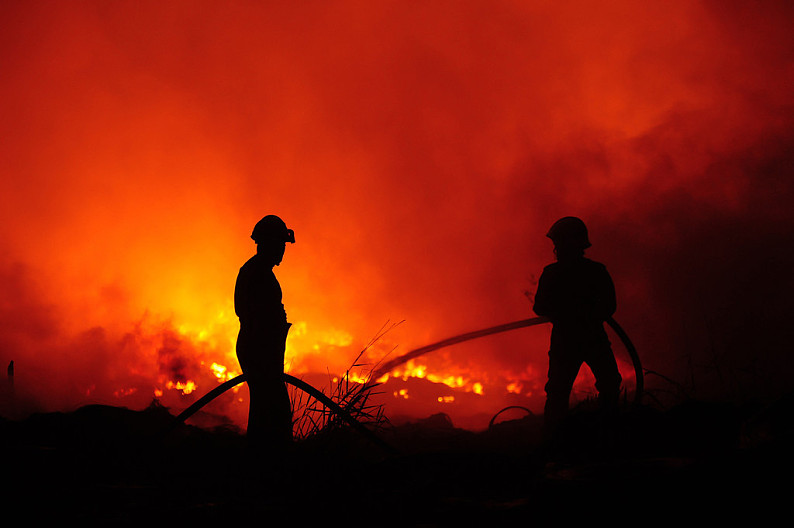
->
546, 216, 591, 248
251, 215, 295, 244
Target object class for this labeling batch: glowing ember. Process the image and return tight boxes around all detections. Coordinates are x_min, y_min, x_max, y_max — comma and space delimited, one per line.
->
166, 380, 197, 395
209, 362, 239, 382
379, 359, 489, 397
113, 388, 138, 398
506, 382, 524, 395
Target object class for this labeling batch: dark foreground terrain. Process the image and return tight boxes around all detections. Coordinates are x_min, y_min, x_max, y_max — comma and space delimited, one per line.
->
2, 395, 792, 525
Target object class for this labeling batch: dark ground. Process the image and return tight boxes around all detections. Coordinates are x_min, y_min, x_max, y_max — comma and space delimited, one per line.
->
2, 395, 792, 525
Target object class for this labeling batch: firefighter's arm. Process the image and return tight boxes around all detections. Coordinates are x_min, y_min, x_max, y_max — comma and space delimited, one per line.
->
532, 269, 556, 318
233, 268, 249, 320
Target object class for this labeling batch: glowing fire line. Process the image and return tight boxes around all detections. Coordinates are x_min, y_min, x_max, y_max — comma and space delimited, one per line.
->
173, 316, 641, 433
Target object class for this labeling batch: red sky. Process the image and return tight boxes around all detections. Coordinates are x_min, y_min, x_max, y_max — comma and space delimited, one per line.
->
1, 1, 793, 427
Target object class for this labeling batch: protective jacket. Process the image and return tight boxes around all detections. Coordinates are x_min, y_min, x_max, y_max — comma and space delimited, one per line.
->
533, 257, 616, 348
234, 254, 290, 376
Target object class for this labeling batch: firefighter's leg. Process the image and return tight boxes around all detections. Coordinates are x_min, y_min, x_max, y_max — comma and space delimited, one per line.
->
544, 348, 582, 431
587, 346, 622, 416
244, 373, 266, 444
272, 379, 293, 445
252, 377, 293, 450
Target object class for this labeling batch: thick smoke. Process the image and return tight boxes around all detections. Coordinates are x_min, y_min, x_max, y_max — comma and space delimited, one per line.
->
1, 1, 792, 423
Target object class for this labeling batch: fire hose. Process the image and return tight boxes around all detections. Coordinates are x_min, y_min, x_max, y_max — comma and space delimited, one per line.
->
168, 316, 641, 448
371, 316, 642, 406
168, 372, 398, 454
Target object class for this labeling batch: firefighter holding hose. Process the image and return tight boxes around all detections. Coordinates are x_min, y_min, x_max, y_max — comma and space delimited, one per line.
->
234, 215, 295, 450
533, 217, 622, 441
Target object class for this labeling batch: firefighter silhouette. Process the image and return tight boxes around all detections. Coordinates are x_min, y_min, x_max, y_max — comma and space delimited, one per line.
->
235, 215, 295, 449
533, 217, 621, 437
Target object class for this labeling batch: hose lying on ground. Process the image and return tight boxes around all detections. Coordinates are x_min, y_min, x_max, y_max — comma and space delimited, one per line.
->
168, 372, 398, 454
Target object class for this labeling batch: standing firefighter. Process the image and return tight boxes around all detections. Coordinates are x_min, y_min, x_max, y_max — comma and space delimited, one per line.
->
533, 217, 621, 438
235, 215, 295, 450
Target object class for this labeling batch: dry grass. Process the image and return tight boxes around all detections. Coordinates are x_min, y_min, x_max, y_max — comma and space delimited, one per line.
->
289, 320, 402, 440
